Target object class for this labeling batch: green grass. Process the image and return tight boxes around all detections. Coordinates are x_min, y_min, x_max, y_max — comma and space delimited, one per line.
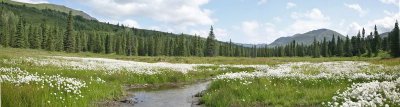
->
0, 48, 256, 107
1, 47, 399, 107
1, 47, 398, 66
202, 78, 365, 107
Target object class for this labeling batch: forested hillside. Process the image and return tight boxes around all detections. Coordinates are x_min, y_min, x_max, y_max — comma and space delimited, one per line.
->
0, 2, 399, 58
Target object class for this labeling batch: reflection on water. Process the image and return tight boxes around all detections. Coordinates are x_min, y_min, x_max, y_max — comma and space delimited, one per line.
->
127, 81, 210, 107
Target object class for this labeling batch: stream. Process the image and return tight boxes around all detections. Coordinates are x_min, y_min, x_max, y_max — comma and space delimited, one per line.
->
122, 81, 210, 107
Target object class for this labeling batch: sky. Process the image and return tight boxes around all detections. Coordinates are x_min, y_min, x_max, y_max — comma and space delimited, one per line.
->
12, 0, 400, 44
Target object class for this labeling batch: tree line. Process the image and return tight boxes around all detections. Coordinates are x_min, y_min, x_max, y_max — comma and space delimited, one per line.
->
260, 23, 399, 58
0, 2, 399, 58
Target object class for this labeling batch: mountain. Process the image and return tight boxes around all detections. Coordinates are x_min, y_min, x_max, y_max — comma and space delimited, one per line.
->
268, 29, 345, 47
1, 0, 96, 20
380, 32, 390, 38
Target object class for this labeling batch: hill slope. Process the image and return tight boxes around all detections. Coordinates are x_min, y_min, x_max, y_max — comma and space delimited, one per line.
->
1, 0, 96, 20
269, 29, 345, 47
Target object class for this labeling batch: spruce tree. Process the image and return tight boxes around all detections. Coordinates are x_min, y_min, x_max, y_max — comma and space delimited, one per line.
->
344, 35, 353, 57
105, 34, 112, 54
329, 35, 336, 56
205, 26, 216, 57
64, 11, 75, 53
390, 20, 400, 57
14, 16, 24, 48
366, 32, 373, 57
373, 25, 381, 56
312, 37, 320, 58
46, 27, 55, 51
40, 23, 47, 49
75, 32, 81, 52
336, 37, 344, 57
322, 37, 328, 57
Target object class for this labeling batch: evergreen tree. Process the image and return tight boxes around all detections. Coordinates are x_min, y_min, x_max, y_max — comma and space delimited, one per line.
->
75, 32, 81, 52
312, 37, 320, 58
46, 27, 55, 51
373, 25, 381, 56
344, 35, 353, 57
355, 31, 362, 56
322, 37, 328, 57
390, 20, 400, 57
40, 23, 47, 49
64, 11, 75, 53
329, 35, 336, 56
14, 16, 24, 48
105, 34, 112, 54
360, 28, 366, 54
205, 26, 216, 57
366, 32, 373, 57
336, 37, 344, 57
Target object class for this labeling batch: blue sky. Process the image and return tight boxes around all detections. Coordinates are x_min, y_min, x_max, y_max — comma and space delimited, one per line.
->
14, 0, 400, 44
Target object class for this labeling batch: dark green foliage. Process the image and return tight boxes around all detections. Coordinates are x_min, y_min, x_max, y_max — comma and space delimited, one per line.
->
40, 23, 46, 49
344, 36, 353, 57
390, 21, 400, 57
321, 37, 328, 57
14, 16, 24, 48
205, 26, 216, 57
64, 11, 74, 52
105, 34, 112, 54
336, 37, 344, 57
373, 25, 381, 56
312, 37, 320, 58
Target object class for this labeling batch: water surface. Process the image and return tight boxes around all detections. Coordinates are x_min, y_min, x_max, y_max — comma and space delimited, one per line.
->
126, 81, 210, 107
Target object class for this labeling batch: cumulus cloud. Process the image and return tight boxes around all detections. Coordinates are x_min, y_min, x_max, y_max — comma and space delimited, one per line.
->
367, 13, 400, 32
380, 0, 400, 6
189, 27, 229, 41
99, 19, 140, 28
346, 22, 363, 36
12, 0, 48, 4
286, 2, 296, 9
289, 8, 331, 34
71, 0, 214, 27
344, 3, 368, 17
344, 12, 399, 36
239, 21, 286, 43
238, 8, 332, 43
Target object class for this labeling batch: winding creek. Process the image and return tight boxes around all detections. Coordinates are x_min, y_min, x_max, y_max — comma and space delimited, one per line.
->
122, 81, 211, 107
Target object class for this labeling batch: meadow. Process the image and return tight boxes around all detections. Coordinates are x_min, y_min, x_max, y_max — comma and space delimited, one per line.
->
0, 47, 399, 107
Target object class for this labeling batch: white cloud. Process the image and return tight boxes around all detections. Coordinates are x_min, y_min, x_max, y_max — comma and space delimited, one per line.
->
344, 12, 399, 36
344, 3, 367, 17
257, 0, 267, 5
238, 8, 331, 44
380, 0, 400, 6
286, 2, 296, 9
346, 22, 363, 36
367, 13, 400, 32
100, 19, 140, 28
72, 0, 214, 27
189, 27, 228, 41
289, 8, 331, 34
239, 21, 286, 44
12, 0, 48, 4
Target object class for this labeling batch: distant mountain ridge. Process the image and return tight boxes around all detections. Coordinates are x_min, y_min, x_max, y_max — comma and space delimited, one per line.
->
1, 0, 96, 20
268, 29, 346, 47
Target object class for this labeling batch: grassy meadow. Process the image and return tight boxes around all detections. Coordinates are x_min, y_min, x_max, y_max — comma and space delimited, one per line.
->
0, 47, 400, 107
